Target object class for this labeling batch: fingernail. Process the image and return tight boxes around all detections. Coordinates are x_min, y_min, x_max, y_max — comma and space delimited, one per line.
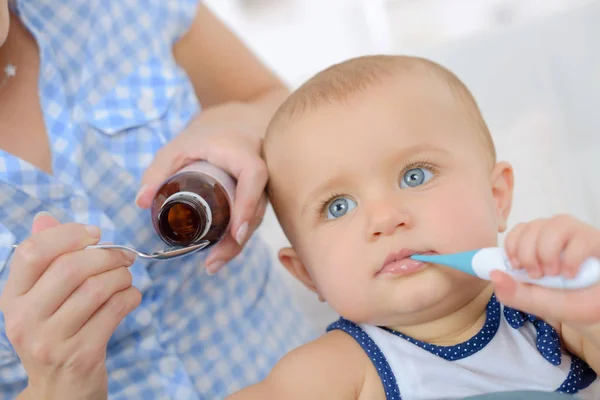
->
563, 269, 577, 279
33, 211, 54, 221
135, 185, 148, 206
235, 222, 249, 245
206, 261, 225, 276
85, 225, 102, 238
529, 268, 542, 279
122, 250, 137, 263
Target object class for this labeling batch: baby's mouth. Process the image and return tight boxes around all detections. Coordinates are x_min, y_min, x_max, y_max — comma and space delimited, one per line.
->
377, 249, 436, 277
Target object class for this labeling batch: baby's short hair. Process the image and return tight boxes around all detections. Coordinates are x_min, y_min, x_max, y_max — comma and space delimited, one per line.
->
266, 55, 496, 163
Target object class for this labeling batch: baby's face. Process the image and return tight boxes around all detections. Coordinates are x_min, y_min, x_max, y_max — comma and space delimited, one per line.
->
267, 74, 513, 328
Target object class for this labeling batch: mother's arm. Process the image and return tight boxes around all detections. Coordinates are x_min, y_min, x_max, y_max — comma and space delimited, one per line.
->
173, 3, 289, 136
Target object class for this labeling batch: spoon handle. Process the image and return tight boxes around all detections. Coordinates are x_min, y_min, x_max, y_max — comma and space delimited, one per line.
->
87, 244, 150, 258
11, 243, 149, 257
11, 240, 210, 260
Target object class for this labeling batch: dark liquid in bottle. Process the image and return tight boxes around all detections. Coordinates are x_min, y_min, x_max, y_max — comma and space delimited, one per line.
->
160, 202, 204, 244
151, 171, 232, 247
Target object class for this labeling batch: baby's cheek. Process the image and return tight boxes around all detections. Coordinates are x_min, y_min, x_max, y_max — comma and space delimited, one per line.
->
309, 243, 372, 318
312, 244, 354, 289
428, 187, 499, 250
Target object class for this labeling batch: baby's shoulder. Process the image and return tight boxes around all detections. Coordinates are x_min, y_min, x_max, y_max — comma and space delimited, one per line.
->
313, 330, 388, 399
265, 330, 386, 399
284, 330, 370, 376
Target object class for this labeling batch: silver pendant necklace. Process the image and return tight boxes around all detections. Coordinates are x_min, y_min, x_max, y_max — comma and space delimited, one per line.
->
0, 62, 17, 89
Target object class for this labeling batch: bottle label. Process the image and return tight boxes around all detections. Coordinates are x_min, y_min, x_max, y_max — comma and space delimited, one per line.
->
177, 161, 236, 204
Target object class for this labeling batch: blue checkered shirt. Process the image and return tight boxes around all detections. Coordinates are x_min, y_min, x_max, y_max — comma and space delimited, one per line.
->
0, 0, 315, 398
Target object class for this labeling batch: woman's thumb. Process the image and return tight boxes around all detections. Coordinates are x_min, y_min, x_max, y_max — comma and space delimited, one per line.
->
31, 211, 61, 234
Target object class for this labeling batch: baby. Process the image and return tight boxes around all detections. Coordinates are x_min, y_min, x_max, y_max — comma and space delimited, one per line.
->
228, 55, 600, 399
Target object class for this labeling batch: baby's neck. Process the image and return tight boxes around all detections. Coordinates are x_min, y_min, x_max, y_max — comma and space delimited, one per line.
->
391, 284, 494, 346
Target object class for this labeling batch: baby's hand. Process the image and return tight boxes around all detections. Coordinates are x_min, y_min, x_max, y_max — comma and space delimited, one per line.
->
492, 214, 600, 325
504, 214, 599, 279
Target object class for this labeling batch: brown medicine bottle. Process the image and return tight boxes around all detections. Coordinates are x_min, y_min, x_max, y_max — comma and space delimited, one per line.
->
150, 161, 236, 248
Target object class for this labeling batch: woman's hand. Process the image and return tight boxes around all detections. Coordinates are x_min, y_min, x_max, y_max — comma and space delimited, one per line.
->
0, 212, 141, 400
137, 3, 290, 274
135, 85, 287, 275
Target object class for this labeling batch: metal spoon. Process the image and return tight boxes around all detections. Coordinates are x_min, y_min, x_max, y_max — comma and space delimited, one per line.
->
11, 240, 210, 260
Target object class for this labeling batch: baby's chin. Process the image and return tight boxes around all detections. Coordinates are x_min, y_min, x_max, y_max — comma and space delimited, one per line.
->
335, 273, 488, 328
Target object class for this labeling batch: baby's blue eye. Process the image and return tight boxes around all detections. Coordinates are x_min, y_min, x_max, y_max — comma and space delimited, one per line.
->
326, 197, 357, 220
400, 168, 434, 188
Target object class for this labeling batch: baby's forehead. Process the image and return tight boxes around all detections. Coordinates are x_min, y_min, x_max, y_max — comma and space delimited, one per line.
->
265, 66, 495, 173
266, 57, 494, 157
268, 76, 461, 145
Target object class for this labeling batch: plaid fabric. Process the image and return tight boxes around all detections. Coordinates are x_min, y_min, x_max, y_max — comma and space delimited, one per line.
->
0, 0, 315, 398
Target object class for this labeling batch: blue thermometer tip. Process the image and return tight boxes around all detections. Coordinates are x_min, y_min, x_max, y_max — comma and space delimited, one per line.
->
410, 251, 479, 276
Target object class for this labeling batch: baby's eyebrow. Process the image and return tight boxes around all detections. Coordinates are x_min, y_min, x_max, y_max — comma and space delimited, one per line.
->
384, 143, 450, 165
300, 176, 346, 217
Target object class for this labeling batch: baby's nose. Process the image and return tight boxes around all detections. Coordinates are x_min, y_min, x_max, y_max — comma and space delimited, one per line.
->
368, 202, 413, 239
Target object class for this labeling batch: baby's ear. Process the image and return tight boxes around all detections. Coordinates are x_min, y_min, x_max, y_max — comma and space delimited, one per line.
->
278, 247, 321, 296
490, 161, 514, 233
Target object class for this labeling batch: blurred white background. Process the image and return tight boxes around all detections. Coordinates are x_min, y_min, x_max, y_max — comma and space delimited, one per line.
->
205, 0, 600, 331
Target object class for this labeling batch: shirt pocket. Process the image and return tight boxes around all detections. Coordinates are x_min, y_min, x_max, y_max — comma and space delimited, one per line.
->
85, 56, 194, 143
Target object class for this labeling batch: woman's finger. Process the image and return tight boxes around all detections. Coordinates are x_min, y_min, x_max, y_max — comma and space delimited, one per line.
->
492, 270, 600, 325
74, 286, 142, 348
136, 130, 211, 208
205, 193, 267, 274
230, 158, 268, 245
29, 248, 135, 317
5, 223, 102, 298
49, 267, 134, 338
205, 235, 242, 275
31, 212, 61, 234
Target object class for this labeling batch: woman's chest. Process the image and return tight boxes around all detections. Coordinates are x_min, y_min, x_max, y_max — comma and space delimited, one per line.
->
1, 1, 201, 185
0, 14, 52, 174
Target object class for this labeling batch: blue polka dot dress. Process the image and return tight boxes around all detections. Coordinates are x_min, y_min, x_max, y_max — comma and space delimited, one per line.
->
327, 295, 599, 399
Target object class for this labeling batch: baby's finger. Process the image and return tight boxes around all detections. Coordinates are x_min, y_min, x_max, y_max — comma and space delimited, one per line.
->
504, 223, 527, 268
535, 223, 572, 276
562, 232, 595, 278
516, 222, 544, 278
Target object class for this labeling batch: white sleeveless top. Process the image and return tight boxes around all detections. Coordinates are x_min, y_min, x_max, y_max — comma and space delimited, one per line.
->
328, 295, 600, 399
